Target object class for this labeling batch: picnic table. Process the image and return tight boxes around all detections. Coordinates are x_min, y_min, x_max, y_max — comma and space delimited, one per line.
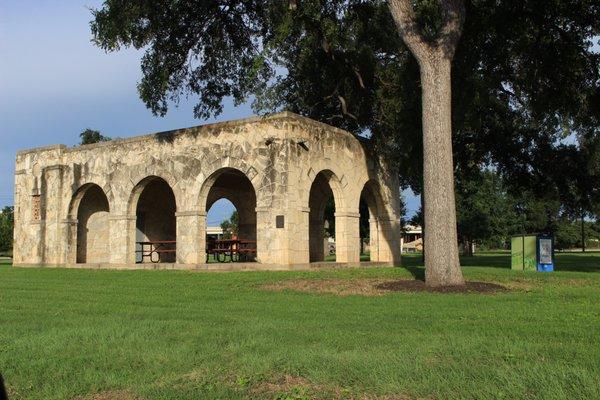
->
136, 240, 176, 263
206, 238, 256, 263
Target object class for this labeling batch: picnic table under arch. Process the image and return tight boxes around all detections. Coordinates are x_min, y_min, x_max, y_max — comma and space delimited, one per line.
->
206, 238, 257, 263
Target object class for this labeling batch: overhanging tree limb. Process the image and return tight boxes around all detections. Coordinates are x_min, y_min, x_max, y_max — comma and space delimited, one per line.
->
388, 0, 431, 62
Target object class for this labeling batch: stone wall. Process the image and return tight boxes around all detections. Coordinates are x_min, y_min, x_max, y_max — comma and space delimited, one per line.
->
13, 112, 402, 269
76, 184, 109, 263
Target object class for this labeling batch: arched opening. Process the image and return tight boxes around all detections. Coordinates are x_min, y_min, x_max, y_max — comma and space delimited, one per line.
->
359, 198, 371, 261
203, 168, 257, 263
75, 184, 110, 263
134, 177, 177, 263
206, 198, 236, 262
359, 180, 384, 262
308, 171, 339, 262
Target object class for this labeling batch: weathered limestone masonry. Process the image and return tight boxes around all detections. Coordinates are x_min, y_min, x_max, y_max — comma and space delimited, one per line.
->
13, 112, 402, 270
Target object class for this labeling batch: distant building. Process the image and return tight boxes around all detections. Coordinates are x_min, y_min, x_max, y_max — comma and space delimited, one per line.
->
401, 225, 423, 253
206, 226, 224, 240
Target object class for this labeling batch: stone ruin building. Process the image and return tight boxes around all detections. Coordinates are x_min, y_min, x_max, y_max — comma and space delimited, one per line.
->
13, 112, 402, 270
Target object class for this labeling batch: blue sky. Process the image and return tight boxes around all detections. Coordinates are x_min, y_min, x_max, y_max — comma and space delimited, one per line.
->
0, 0, 420, 223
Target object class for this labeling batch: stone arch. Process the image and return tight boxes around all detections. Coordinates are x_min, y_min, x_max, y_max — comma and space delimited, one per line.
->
193, 156, 261, 210
126, 170, 179, 215
185, 157, 263, 264
129, 176, 177, 263
200, 167, 258, 260
67, 181, 113, 219
357, 178, 401, 264
299, 164, 348, 212
308, 169, 346, 262
358, 180, 387, 262
358, 180, 387, 219
69, 183, 110, 264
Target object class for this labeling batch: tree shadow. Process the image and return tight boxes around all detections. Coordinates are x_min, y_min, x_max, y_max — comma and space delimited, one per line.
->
402, 265, 425, 281
554, 265, 600, 273
398, 254, 425, 281
552, 252, 600, 273
402, 251, 600, 274
1, 373, 8, 399
459, 254, 510, 269
459, 251, 600, 273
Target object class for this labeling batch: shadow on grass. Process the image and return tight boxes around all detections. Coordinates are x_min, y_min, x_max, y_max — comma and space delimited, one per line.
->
459, 254, 510, 269
0, 374, 6, 400
401, 251, 600, 274
399, 253, 509, 281
403, 266, 425, 281
398, 254, 425, 281
553, 252, 600, 273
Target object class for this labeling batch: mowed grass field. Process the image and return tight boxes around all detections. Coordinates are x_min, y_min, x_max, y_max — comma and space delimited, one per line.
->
0, 253, 599, 400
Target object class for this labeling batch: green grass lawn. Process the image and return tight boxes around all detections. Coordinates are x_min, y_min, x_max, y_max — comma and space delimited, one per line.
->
1, 253, 599, 399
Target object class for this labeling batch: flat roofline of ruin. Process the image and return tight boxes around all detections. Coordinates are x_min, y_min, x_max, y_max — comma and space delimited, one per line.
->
16, 111, 362, 157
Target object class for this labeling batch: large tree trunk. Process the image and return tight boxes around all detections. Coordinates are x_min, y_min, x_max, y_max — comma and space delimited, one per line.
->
421, 57, 463, 285
420, 188, 425, 263
389, 0, 465, 286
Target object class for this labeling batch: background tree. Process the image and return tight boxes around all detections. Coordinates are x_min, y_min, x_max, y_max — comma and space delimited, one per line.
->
220, 210, 239, 239
587, 222, 600, 250
554, 218, 581, 251
456, 170, 517, 254
0, 206, 14, 254
323, 198, 336, 239
409, 209, 423, 229
80, 128, 111, 145
553, 137, 600, 252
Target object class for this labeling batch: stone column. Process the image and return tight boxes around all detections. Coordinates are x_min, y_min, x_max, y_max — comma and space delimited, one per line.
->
29, 220, 45, 265
28, 182, 44, 264
42, 165, 64, 265
12, 170, 26, 265
378, 217, 402, 266
109, 214, 136, 264
296, 206, 311, 264
255, 206, 271, 264
61, 218, 78, 264
334, 211, 361, 263
369, 218, 380, 262
309, 216, 325, 262
175, 211, 205, 264
281, 206, 310, 264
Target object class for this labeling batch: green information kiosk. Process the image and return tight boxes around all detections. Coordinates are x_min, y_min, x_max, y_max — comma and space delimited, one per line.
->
511, 234, 554, 272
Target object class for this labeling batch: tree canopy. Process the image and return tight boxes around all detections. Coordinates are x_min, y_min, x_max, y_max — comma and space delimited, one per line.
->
79, 128, 111, 145
80, 128, 111, 145
91, 1, 599, 191
456, 170, 517, 251
91, 1, 600, 257
220, 210, 239, 239
0, 206, 14, 254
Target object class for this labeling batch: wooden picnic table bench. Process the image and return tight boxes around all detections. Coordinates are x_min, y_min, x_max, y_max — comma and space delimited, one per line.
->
136, 240, 176, 263
206, 238, 256, 263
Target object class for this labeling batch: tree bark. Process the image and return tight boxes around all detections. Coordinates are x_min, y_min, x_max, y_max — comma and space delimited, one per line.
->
421, 57, 463, 285
389, 0, 465, 286
420, 188, 425, 263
